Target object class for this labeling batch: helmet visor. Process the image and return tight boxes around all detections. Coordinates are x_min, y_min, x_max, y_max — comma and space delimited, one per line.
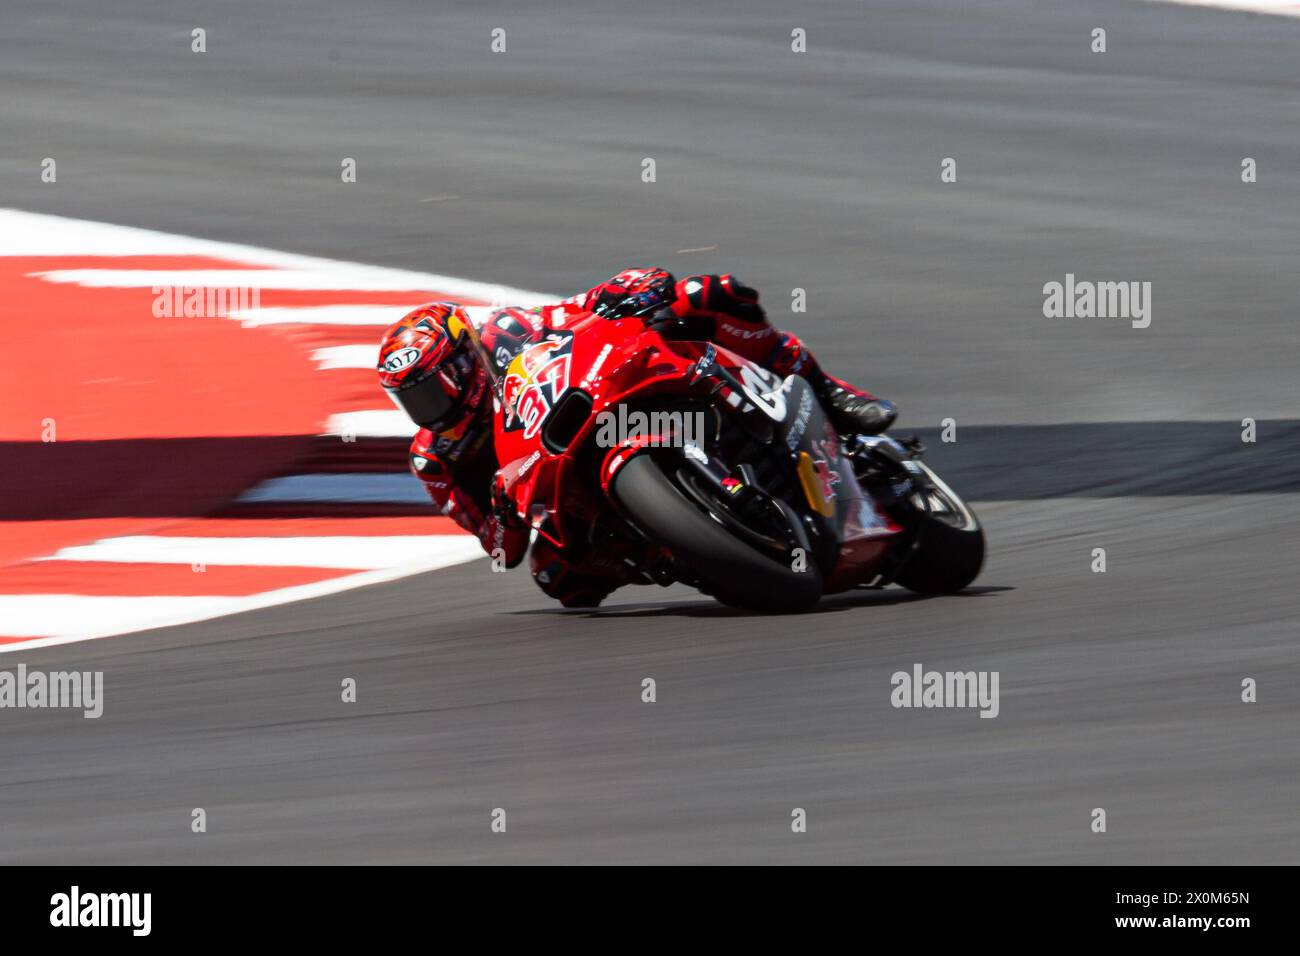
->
386, 374, 455, 430
384, 348, 478, 430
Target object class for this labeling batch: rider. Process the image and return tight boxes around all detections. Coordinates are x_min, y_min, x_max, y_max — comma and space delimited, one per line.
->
377, 268, 897, 608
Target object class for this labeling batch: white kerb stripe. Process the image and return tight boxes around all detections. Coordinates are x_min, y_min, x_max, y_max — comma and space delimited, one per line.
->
34, 269, 475, 292
1144, 0, 1300, 17
312, 345, 381, 370
326, 410, 417, 438
0, 554, 488, 650
0, 546, 487, 647
3, 208, 553, 305
0, 596, 244, 638
44, 535, 481, 570
237, 305, 511, 329
238, 305, 412, 327
34, 267, 555, 305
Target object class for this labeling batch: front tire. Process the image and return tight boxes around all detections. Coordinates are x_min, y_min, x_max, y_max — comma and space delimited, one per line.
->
611, 454, 823, 612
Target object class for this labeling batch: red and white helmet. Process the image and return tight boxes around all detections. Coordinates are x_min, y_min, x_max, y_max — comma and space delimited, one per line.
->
377, 303, 491, 431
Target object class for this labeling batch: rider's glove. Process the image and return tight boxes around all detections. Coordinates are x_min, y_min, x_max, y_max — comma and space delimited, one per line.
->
477, 474, 528, 569
590, 272, 675, 320
491, 474, 526, 529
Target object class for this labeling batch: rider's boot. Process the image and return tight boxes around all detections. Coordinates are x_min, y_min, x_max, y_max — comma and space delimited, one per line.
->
766, 332, 898, 436
813, 374, 898, 437
529, 526, 633, 609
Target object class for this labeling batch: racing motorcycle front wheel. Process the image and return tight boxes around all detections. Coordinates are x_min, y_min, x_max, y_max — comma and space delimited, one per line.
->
611, 453, 823, 613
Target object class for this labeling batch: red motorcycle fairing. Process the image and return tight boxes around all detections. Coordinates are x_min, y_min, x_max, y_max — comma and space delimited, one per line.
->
494, 313, 704, 547
492, 309, 902, 588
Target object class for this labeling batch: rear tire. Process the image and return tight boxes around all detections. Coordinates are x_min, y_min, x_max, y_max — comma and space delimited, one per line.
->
893, 462, 984, 594
611, 454, 822, 612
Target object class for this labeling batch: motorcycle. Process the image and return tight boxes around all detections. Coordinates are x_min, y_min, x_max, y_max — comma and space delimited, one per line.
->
492, 303, 984, 612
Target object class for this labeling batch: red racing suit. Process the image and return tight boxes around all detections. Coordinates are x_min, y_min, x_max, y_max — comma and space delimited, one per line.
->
407, 270, 879, 607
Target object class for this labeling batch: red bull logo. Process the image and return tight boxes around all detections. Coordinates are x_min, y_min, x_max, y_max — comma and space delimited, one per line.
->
502, 332, 573, 439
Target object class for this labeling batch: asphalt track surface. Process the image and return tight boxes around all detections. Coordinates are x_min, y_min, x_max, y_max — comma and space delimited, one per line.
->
3, 0, 1298, 863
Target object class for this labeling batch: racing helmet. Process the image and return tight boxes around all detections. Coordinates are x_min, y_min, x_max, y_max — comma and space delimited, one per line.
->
377, 303, 492, 431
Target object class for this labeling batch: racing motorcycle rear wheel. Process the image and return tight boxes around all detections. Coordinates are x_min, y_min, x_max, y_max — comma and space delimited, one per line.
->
611, 453, 823, 613
892, 461, 985, 594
